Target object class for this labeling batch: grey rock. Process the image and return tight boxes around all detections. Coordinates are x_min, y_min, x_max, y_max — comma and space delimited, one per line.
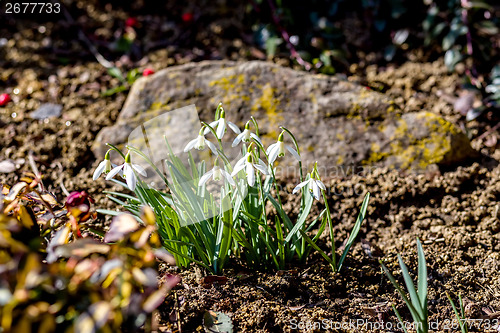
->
92, 61, 476, 176
31, 103, 62, 120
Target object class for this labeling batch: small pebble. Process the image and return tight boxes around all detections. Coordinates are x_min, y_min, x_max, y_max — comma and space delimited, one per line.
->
0, 160, 17, 173
30, 103, 63, 120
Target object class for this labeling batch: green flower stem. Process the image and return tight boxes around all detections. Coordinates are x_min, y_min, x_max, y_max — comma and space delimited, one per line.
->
106, 143, 126, 159
321, 189, 336, 271
280, 126, 303, 183
201, 121, 224, 151
279, 126, 306, 211
250, 116, 260, 137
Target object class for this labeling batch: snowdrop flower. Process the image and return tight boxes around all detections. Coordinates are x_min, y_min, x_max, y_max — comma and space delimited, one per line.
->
232, 121, 262, 147
292, 163, 326, 200
266, 131, 301, 165
93, 150, 117, 180
204, 109, 241, 139
106, 152, 147, 191
231, 147, 269, 187
199, 158, 235, 187
184, 127, 218, 155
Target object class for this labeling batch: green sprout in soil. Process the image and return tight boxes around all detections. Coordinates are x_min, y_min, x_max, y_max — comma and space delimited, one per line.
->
380, 238, 428, 333
97, 103, 370, 274
446, 292, 469, 333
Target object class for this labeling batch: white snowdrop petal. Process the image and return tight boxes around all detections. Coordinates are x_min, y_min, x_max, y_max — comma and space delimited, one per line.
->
216, 121, 226, 139
106, 165, 124, 180
233, 155, 246, 170
292, 180, 310, 194
222, 170, 235, 186
124, 165, 137, 190
231, 162, 246, 177
250, 133, 262, 145
93, 161, 106, 180
253, 161, 268, 175
126, 174, 137, 191
204, 120, 219, 135
132, 164, 147, 177
184, 138, 198, 152
246, 163, 255, 187
312, 182, 321, 200
316, 179, 326, 191
232, 133, 244, 147
266, 143, 277, 155
268, 145, 280, 165
205, 140, 218, 155
227, 121, 241, 134
199, 170, 214, 187
286, 145, 301, 161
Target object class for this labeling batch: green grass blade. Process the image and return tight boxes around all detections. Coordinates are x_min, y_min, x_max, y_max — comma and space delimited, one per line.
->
299, 229, 335, 268
301, 213, 328, 260
96, 209, 121, 216
103, 191, 141, 203
267, 194, 294, 233
106, 195, 129, 207
416, 238, 428, 317
162, 242, 212, 272
284, 189, 313, 243
259, 229, 280, 269
380, 260, 422, 323
397, 254, 425, 321
446, 292, 468, 333
337, 192, 370, 271
275, 216, 285, 269
391, 305, 409, 333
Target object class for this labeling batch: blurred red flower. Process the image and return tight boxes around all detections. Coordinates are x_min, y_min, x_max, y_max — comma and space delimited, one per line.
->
142, 68, 155, 76
125, 17, 138, 28
182, 12, 194, 23
65, 191, 93, 209
65, 191, 94, 223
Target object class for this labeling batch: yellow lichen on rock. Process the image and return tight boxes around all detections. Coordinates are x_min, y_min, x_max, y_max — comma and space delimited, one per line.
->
208, 74, 248, 107
251, 83, 283, 138
365, 112, 465, 169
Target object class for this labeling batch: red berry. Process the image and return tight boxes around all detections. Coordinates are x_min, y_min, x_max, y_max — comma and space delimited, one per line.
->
182, 12, 194, 23
125, 17, 138, 28
142, 68, 155, 76
0, 93, 10, 106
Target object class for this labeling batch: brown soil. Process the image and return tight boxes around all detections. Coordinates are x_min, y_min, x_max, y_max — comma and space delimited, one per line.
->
1, 1, 500, 332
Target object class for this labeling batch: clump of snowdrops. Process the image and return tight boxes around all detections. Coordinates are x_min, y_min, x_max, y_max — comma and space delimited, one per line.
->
96, 103, 370, 274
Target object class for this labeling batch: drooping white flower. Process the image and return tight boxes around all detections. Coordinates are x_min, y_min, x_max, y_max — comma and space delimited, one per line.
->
292, 163, 325, 200
204, 109, 241, 139
232, 121, 262, 147
93, 150, 118, 180
106, 152, 147, 191
293, 178, 326, 200
198, 158, 235, 187
184, 127, 218, 155
231, 150, 268, 187
266, 131, 300, 165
